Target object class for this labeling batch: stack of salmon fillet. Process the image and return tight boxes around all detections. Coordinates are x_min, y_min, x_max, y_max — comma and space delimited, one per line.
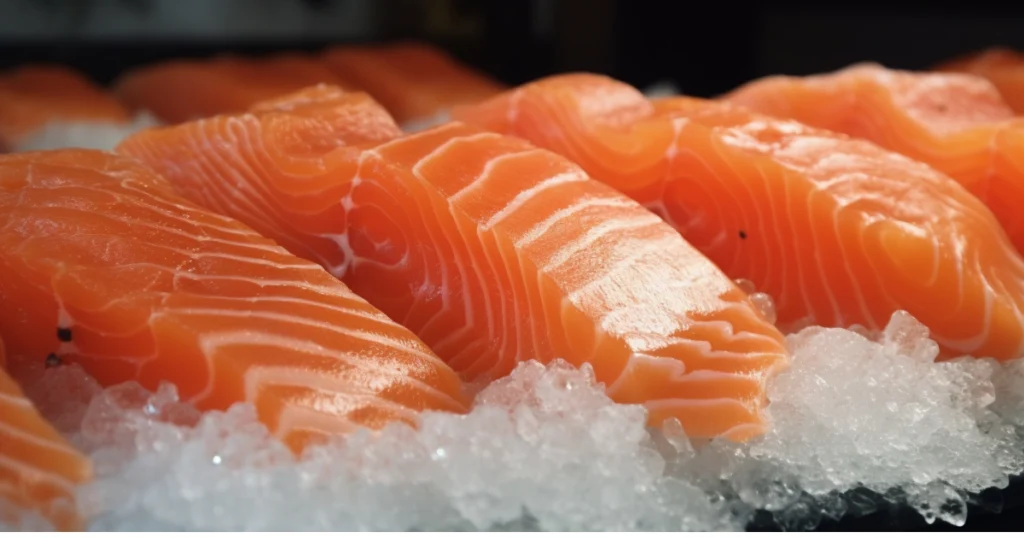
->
4, 42, 1024, 530
0, 41, 506, 152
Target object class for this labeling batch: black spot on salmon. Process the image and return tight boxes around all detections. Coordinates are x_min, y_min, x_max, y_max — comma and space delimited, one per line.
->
45, 353, 61, 368
57, 327, 72, 342
739, 230, 747, 240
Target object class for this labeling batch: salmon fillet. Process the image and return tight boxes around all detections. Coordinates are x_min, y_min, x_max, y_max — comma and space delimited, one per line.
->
0, 149, 468, 453
452, 73, 1024, 361
210, 53, 354, 96
938, 48, 1024, 114
114, 55, 352, 124
0, 65, 131, 151
118, 85, 790, 442
379, 42, 506, 106
263, 53, 354, 87
0, 338, 92, 531
322, 42, 504, 124
722, 63, 1024, 254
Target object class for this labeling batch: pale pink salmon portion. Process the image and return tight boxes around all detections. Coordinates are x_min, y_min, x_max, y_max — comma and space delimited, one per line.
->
118, 85, 790, 442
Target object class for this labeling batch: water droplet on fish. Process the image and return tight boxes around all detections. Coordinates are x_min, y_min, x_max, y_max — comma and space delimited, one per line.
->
749, 292, 777, 325
734, 278, 757, 295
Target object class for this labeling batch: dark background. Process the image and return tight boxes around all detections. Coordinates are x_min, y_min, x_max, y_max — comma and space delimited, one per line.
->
4, 0, 1024, 97
2, 0, 1023, 531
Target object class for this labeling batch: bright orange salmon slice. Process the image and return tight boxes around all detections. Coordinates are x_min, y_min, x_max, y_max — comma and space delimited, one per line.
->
723, 63, 1024, 256
0, 338, 92, 531
452, 73, 1024, 361
0, 65, 131, 151
0, 149, 468, 454
118, 85, 790, 442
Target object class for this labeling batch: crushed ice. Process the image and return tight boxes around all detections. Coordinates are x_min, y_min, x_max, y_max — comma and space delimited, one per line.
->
3, 311, 1024, 531
675, 311, 1024, 529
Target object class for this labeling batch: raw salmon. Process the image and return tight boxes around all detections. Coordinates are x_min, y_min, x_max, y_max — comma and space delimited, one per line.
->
266, 53, 353, 86
114, 60, 269, 123
452, 73, 1024, 361
118, 85, 790, 442
211, 53, 353, 94
0, 339, 92, 531
938, 48, 1024, 113
113, 55, 350, 124
0, 65, 131, 151
0, 149, 468, 453
322, 42, 504, 125
722, 63, 1024, 254
380, 42, 506, 106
